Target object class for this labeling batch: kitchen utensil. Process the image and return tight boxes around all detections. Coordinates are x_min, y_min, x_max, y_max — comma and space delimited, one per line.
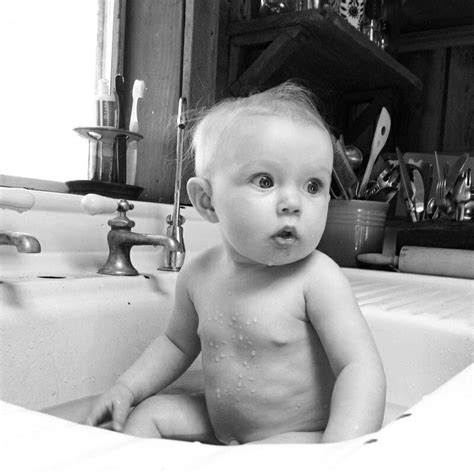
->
344, 145, 363, 170
369, 186, 398, 203
396, 147, 418, 222
358, 107, 391, 197
420, 162, 433, 208
364, 164, 400, 200
425, 197, 436, 219
434, 151, 442, 181
446, 153, 469, 193
452, 169, 471, 221
412, 168, 425, 219
435, 177, 452, 217
331, 135, 358, 199
357, 246, 474, 279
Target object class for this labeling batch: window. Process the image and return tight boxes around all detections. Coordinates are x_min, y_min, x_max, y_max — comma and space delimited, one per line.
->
0, 0, 122, 184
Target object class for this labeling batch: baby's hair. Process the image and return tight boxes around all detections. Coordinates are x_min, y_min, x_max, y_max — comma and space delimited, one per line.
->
191, 81, 330, 178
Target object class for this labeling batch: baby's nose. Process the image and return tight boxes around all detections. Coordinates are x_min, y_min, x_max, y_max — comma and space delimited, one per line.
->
277, 193, 301, 215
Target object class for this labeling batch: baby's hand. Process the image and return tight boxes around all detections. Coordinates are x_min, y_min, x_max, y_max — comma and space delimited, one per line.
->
86, 383, 135, 432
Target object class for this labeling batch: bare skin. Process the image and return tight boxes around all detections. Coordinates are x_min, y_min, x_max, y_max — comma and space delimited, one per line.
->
165, 248, 337, 444
87, 114, 386, 444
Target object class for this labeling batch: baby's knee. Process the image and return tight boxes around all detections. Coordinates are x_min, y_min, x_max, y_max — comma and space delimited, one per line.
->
123, 395, 172, 438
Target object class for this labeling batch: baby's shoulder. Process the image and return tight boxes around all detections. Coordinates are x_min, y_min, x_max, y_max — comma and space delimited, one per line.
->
180, 245, 222, 278
303, 250, 349, 288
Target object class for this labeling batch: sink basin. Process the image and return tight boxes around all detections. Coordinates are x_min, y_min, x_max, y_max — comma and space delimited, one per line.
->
1, 259, 472, 430
0, 270, 179, 408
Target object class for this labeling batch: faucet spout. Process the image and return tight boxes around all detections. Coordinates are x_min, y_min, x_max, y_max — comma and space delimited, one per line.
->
99, 229, 178, 276
112, 231, 178, 251
0, 231, 41, 253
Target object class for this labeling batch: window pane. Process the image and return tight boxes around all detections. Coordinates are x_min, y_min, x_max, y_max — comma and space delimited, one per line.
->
0, 0, 98, 182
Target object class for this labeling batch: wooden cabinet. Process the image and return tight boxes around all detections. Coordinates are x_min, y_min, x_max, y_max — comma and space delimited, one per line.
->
218, 6, 423, 156
225, 8, 422, 98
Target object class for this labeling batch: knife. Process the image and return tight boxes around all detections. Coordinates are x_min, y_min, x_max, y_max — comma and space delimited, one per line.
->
396, 147, 418, 222
412, 168, 425, 220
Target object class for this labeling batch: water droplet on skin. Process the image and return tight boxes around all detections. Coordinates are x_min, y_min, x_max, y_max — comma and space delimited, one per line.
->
220, 353, 226, 358
232, 316, 237, 321
239, 374, 243, 379
249, 376, 254, 382
253, 318, 258, 323
215, 356, 220, 362
251, 350, 256, 357
209, 341, 214, 347
237, 382, 242, 387
239, 335, 244, 341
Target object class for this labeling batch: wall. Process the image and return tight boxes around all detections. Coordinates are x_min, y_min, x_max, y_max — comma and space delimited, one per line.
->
396, 45, 474, 153
123, 0, 221, 204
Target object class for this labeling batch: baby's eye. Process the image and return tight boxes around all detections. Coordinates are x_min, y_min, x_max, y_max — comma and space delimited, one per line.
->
252, 174, 274, 189
306, 179, 320, 194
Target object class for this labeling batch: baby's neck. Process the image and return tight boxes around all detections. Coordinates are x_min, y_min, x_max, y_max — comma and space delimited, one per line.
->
219, 245, 309, 277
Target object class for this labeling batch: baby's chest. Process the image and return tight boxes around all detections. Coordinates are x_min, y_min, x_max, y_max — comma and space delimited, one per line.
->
194, 284, 310, 351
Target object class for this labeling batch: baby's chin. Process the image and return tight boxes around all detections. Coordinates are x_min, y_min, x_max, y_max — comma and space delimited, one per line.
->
257, 248, 316, 267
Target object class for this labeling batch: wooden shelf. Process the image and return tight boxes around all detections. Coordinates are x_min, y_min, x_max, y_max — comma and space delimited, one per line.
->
227, 8, 423, 97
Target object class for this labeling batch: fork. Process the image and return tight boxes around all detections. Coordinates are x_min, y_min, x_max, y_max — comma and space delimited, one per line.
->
434, 178, 450, 218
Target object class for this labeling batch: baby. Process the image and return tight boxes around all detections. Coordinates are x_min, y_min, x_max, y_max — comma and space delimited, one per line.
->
87, 82, 386, 444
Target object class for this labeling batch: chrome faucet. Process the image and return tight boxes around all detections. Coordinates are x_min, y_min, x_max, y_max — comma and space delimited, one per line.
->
159, 97, 187, 272
0, 188, 41, 253
98, 199, 178, 276
0, 231, 41, 253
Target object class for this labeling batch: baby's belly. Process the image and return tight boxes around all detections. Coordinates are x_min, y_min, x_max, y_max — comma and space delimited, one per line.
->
201, 342, 334, 444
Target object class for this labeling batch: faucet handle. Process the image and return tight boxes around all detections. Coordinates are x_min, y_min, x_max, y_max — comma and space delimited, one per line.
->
81, 193, 134, 215
0, 188, 35, 213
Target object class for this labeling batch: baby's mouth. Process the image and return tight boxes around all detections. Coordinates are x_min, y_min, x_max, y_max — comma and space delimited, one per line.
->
272, 226, 297, 246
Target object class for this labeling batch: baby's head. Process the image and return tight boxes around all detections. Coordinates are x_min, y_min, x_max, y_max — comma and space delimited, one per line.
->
187, 82, 334, 266
192, 81, 331, 180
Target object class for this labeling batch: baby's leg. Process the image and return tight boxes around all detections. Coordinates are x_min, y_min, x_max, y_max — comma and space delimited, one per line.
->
123, 393, 219, 444
250, 431, 324, 444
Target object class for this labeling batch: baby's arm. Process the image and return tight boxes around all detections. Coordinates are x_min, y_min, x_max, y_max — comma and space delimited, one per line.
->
306, 253, 386, 443
87, 265, 201, 430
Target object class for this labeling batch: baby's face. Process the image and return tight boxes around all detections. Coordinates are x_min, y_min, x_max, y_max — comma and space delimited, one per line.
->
210, 114, 333, 266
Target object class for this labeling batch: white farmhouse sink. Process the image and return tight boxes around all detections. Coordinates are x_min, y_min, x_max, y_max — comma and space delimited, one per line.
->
0, 189, 472, 472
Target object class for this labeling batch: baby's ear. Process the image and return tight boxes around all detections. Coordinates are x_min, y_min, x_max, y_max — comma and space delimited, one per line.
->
187, 177, 219, 223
